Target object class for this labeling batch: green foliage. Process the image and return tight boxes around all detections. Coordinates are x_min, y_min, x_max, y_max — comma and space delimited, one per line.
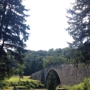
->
42, 48, 71, 68
83, 78, 90, 90
66, 0, 90, 47
0, 0, 30, 78
24, 48, 72, 75
18, 64, 25, 79
63, 78, 90, 90
16, 86, 26, 89
66, 0, 90, 65
0, 81, 10, 89
0, 76, 44, 90
23, 50, 44, 75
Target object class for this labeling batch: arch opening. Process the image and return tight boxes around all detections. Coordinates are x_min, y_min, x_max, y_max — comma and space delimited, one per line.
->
46, 69, 61, 87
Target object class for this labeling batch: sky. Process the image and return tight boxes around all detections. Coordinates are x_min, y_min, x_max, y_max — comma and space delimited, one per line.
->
23, 0, 74, 51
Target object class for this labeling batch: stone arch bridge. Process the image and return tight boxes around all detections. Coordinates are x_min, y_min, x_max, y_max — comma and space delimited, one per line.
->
31, 64, 90, 85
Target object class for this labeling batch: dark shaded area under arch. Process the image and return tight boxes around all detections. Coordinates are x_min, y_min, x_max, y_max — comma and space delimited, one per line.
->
46, 69, 61, 87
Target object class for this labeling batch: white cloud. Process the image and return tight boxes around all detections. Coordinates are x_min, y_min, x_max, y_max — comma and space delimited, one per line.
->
23, 0, 74, 51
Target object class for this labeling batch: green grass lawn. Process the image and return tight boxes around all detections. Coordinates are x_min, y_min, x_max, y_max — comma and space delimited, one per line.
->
6, 75, 38, 82
7, 76, 20, 82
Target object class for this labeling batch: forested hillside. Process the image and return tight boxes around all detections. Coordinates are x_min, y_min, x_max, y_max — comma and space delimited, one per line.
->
23, 47, 73, 75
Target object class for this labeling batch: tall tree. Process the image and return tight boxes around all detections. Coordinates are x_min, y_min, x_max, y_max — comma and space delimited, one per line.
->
66, 0, 90, 64
0, 0, 30, 78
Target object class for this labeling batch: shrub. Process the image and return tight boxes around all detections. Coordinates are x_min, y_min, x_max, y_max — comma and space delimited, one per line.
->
0, 81, 9, 89
0, 76, 44, 89
16, 86, 27, 89
83, 78, 90, 90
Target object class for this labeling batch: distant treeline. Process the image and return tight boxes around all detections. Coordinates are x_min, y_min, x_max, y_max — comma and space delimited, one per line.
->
23, 47, 73, 75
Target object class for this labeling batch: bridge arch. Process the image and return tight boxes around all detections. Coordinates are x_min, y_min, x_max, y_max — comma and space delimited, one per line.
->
45, 69, 61, 86
31, 64, 90, 85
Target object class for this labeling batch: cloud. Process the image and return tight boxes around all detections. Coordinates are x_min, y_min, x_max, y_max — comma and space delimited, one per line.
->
24, 0, 73, 51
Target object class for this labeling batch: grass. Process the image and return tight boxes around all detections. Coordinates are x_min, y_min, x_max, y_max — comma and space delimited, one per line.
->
7, 76, 20, 82
0, 76, 44, 90
6, 76, 38, 82
4, 87, 12, 90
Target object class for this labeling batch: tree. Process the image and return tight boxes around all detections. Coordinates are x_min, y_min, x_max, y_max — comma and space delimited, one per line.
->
18, 64, 25, 80
66, 0, 90, 64
67, 0, 90, 47
0, 0, 30, 78
35, 57, 43, 71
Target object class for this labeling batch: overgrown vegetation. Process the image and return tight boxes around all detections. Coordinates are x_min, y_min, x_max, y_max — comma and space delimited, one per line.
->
0, 76, 44, 90
23, 48, 73, 75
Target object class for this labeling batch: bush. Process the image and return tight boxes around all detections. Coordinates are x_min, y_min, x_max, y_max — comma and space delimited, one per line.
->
0, 81, 9, 89
83, 78, 90, 90
0, 76, 44, 89
26, 85, 31, 89
16, 86, 27, 89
